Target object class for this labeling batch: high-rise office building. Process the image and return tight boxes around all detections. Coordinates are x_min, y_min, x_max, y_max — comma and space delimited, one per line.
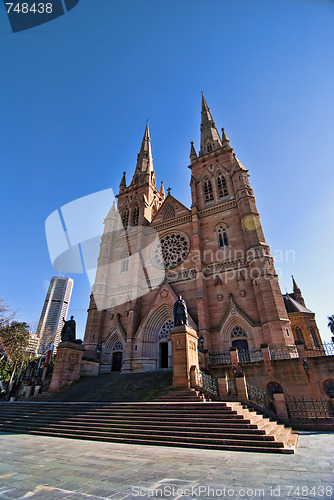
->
36, 277, 73, 354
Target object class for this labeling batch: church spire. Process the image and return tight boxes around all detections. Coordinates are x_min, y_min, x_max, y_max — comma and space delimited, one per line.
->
221, 128, 231, 149
292, 275, 306, 307
199, 94, 222, 157
119, 171, 126, 192
190, 141, 197, 162
131, 121, 155, 185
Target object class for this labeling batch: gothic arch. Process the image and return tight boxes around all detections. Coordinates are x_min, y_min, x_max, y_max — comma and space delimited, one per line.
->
101, 326, 125, 365
294, 326, 305, 344
138, 304, 174, 358
219, 309, 256, 350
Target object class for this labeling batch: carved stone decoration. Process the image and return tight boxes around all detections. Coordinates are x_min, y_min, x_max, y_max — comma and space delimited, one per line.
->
240, 290, 246, 297
162, 205, 176, 221
189, 341, 196, 351
160, 289, 169, 299
176, 339, 184, 350
217, 294, 223, 301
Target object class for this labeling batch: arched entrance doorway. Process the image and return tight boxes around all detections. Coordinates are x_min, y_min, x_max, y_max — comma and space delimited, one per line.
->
112, 351, 123, 371
158, 319, 173, 369
231, 326, 250, 362
111, 341, 124, 372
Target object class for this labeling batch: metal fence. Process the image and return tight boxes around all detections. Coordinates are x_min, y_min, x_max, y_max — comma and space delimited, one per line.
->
238, 349, 263, 363
305, 342, 334, 358
285, 397, 334, 419
246, 383, 275, 412
209, 342, 334, 367
200, 371, 218, 395
269, 345, 299, 360
209, 351, 231, 366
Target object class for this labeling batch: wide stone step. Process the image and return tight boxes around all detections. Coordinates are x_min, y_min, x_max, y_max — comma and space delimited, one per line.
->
0, 423, 285, 449
0, 420, 272, 440
0, 401, 297, 454
0, 416, 258, 430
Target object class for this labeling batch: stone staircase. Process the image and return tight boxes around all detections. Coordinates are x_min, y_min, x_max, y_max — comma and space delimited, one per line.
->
32, 371, 173, 402
0, 400, 298, 453
154, 388, 208, 402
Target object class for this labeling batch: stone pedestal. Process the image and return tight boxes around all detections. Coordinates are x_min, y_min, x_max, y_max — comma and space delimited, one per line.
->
49, 342, 84, 391
235, 372, 248, 399
295, 340, 306, 359
273, 393, 289, 420
171, 325, 199, 388
260, 343, 273, 377
217, 375, 229, 399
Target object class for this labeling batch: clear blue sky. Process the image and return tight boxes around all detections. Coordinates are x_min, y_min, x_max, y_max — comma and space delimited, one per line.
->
1, 0, 334, 341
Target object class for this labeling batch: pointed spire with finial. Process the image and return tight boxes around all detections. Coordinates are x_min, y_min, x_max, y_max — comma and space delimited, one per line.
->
160, 181, 165, 198
131, 121, 155, 185
232, 153, 246, 171
292, 275, 306, 307
199, 93, 222, 156
221, 128, 231, 149
190, 141, 197, 162
119, 171, 126, 192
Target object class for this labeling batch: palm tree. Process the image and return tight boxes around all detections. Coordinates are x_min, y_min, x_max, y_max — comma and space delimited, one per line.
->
327, 315, 334, 334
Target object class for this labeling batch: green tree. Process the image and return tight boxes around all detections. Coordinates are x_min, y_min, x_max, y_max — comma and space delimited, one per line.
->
0, 300, 30, 391
327, 315, 334, 335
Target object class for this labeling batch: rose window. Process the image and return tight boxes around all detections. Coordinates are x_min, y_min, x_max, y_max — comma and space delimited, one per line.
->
159, 319, 174, 340
152, 233, 190, 269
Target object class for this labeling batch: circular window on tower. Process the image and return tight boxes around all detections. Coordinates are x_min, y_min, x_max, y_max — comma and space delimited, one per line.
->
152, 232, 190, 270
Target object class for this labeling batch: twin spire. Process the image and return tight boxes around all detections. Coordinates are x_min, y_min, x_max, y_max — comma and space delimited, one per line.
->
120, 96, 233, 191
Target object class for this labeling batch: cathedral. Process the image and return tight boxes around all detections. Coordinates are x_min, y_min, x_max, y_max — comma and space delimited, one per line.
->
83, 96, 322, 375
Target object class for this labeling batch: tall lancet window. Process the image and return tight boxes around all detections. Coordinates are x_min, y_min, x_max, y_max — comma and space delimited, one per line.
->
203, 178, 214, 203
132, 205, 139, 226
295, 326, 305, 344
122, 208, 129, 229
217, 173, 228, 198
121, 252, 130, 273
217, 224, 228, 248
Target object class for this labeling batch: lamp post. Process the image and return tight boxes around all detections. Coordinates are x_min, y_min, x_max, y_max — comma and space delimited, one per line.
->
198, 335, 205, 352
303, 359, 310, 381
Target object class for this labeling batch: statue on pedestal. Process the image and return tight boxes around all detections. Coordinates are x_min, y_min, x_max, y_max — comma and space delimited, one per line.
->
173, 295, 188, 326
61, 315, 76, 343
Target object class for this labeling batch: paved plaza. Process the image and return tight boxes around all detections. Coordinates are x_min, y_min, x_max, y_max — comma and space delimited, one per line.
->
0, 431, 333, 500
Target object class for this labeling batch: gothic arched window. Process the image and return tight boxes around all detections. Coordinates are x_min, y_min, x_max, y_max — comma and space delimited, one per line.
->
132, 205, 139, 226
203, 178, 214, 203
122, 208, 129, 229
217, 173, 228, 198
310, 327, 320, 348
207, 143, 213, 153
121, 252, 130, 273
231, 326, 247, 339
217, 224, 228, 248
295, 326, 305, 344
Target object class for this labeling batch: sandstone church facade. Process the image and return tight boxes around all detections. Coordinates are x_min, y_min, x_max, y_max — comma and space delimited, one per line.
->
83, 96, 322, 374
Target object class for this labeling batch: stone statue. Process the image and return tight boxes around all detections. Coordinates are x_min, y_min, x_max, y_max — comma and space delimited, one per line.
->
173, 295, 188, 326
61, 315, 76, 343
